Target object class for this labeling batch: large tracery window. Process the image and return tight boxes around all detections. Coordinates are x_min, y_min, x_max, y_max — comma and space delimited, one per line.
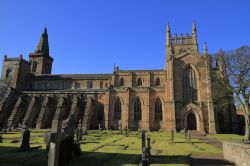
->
155, 98, 163, 121
114, 98, 121, 120
182, 66, 198, 101
134, 97, 142, 120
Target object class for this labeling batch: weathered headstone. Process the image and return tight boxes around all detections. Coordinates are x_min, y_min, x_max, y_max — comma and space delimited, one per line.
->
170, 129, 174, 143
140, 147, 149, 166
44, 132, 51, 157
75, 120, 83, 142
19, 126, 30, 151
48, 140, 59, 166
125, 126, 128, 137
187, 130, 191, 144
48, 132, 61, 166
146, 137, 151, 162
141, 129, 146, 150
119, 123, 123, 134
98, 123, 101, 131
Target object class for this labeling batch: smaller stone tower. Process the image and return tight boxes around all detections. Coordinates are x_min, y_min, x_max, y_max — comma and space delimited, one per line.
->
29, 27, 53, 75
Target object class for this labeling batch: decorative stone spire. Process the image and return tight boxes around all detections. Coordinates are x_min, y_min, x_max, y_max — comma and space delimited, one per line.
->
35, 27, 49, 55
192, 21, 198, 45
192, 21, 197, 32
166, 23, 171, 46
167, 22, 170, 32
204, 42, 208, 54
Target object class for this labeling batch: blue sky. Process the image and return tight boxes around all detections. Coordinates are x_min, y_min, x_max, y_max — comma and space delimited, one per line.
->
0, 0, 249, 74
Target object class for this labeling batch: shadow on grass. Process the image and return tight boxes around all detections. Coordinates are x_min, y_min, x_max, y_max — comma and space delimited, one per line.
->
0, 146, 232, 166
71, 152, 190, 166
81, 141, 101, 144
0, 146, 46, 166
174, 141, 205, 143
190, 156, 234, 166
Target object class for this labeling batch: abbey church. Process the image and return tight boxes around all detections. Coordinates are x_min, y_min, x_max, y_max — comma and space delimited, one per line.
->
0, 22, 238, 134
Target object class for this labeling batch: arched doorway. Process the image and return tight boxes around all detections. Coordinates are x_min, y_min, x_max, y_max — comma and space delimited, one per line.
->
187, 113, 197, 130
97, 103, 104, 129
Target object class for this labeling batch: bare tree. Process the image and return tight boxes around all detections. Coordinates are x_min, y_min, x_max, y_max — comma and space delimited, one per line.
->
216, 46, 250, 141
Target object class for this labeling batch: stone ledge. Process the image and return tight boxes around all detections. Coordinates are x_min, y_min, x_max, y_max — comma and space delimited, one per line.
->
223, 141, 250, 166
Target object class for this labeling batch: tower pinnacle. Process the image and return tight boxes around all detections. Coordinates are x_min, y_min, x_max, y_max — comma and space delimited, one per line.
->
35, 27, 49, 55
192, 21, 197, 45
204, 42, 208, 54
167, 22, 170, 32
192, 20, 196, 32
29, 27, 53, 75
166, 23, 171, 46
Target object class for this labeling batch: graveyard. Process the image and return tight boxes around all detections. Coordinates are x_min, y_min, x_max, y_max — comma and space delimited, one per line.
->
0, 129, 242, 166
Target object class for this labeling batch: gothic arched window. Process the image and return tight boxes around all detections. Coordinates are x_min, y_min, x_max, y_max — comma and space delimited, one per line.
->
114, 97, 121, 120
5, 68, 11, 78
120, 78, 124, 86
182, 66, 198, 101
32, 61, 37, 72
134, 97, 142, 120
155, 98, 162, 121
137, 77, 142, 86
155, 77, 161, 86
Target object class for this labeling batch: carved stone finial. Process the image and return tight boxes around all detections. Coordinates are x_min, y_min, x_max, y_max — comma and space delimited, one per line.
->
192, 20, 196, 32
167, 22, 170, 32
204, 42, 208, 54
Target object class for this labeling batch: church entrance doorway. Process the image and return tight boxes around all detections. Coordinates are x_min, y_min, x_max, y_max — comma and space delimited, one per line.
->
97, 103, 104, 129
187, 113, 197, 130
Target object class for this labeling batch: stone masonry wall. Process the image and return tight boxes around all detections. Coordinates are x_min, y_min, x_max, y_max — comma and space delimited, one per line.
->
223, 141, 250, 166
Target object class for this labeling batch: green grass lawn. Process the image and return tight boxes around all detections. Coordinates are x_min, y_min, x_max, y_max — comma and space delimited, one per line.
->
0, 130, 240, 166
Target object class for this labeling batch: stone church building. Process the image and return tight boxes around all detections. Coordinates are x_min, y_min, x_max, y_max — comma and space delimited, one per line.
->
0, 23, 238, 134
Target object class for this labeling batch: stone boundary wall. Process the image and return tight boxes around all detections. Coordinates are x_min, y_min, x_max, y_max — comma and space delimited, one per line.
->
223, 141, 250, 166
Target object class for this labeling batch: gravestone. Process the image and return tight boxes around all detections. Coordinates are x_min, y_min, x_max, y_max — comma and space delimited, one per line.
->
48, 132, 61, 166
48, 141, 58, 166
139, 135, 151, 166
141, 129, 146, 150
44, 132, 51, 157
146, 137, 151, 162
187, 130, 191, 144
119, 123, 123, 134
125, 126, 128, 137
48, 113, 80, 166
98, 123, 101, 131
139, 129, 151, 166
19, 126, 30, 151
75, 120, 83, 142
170, 129, 174, 143
140, 147, 149, 166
